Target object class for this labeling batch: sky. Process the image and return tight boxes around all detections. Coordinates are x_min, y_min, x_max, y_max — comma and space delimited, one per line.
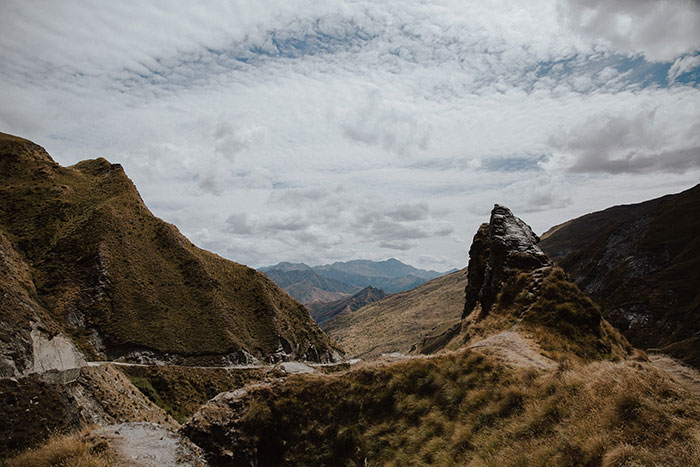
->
1, 1, 699, 271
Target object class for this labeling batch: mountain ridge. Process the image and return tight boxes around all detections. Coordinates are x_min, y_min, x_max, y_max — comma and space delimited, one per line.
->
539, 183, 700, 367
0, 132, 341, 370
323, 268, 467, 358
307, 286, 388, 326
261, 258, 450, 302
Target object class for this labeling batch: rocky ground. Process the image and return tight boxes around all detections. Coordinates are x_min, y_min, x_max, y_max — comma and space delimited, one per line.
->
91, 423, 206, 467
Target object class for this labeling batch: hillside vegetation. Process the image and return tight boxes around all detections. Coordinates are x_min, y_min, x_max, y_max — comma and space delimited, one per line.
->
0, 132, 340, 364
308, 286, 388, 326
324, 269, 466, 358
182, 204, 699, 466
184, 348, 700, 466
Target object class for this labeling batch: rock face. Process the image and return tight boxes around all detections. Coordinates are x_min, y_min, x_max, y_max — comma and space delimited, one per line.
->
181, 387, 259, 466
463, 205, 550, 318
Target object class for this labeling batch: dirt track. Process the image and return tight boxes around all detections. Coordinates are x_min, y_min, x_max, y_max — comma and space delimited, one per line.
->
648, 353, 700, 397
467, 331, 557, 371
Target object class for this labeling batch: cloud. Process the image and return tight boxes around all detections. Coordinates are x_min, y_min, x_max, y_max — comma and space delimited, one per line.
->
668, 54, 700, 83
379, 241, 414, 251
225, 213, 256, 235
549, 107, 700, 174
212, 121, 265, 161
558, 0, 700, 61
501, 175, 572, 212
1, 1, 699, 271
341, 88, 431, 156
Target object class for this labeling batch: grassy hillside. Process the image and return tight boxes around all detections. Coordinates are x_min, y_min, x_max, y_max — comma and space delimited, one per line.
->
539, 184, 700, 367
0, 132, 340, 362
308, 286, 388, 326
324, 269, 466, 358
451, 267, 631, 363
183, 347, 700, 466
119, 365, 284, 423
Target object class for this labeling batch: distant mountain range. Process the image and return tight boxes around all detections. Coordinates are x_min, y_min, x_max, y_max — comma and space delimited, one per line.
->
260, 259, 454, 304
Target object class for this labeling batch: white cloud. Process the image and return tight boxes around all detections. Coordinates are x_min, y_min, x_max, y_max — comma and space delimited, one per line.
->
557, 0, 700, 61
0, 1, 698, 271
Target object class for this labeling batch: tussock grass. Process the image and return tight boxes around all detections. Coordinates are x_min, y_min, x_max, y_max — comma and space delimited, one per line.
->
215, 349, 700, 466
463, 267, 631, 364
3, 429, 114, 467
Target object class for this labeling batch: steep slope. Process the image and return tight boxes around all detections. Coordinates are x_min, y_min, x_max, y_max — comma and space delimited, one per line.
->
0, 132, 341, 365
261, 267, 359, 304
307, 286, 388, 326
0, 364, 175, 457
539, 184, 700, 367
323, 269, 467, 358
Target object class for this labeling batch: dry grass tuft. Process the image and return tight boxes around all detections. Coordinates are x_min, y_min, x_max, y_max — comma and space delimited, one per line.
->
4, 428, 114, 467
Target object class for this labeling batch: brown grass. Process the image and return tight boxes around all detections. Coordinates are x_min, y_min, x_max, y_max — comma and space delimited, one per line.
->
461, 267, 631, 364
325, 269, 467, 358
0, 132, 339, 361
3, 428, 114, 467
188, 348, 700, 466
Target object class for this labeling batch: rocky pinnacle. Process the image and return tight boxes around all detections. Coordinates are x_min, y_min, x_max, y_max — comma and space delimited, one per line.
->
463, 204, 551, 318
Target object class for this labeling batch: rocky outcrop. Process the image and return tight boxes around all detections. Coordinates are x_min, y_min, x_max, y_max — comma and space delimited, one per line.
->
181, 387, 260, 466
463, 204, 550, 319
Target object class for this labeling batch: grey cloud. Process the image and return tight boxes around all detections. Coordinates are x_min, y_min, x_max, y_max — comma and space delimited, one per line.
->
212, 121, 265, 161
570, 147, 700, 174
551, 110, 700, 174
386, 203, 429, 221
197, 174, 224, 196
225, 213, 256, 235
264, 217, 307, 232
379, 240, 414, 251
352, 203, 455, 249
502, 176, 573, 213
558, 0, 700, 61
